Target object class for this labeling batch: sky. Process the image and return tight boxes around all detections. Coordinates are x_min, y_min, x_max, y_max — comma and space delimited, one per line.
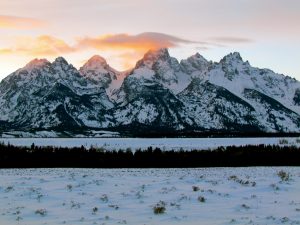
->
0, 0, 299, 80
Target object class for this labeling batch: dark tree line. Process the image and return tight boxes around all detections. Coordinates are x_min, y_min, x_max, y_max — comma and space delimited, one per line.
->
0, 142, 300, 168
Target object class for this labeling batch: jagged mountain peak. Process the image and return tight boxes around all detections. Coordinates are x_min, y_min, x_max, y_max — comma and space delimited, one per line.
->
80, 55, 111, 73
1, 58, 51, 86
127, 48, 189, 95
180, 52, 209, 76
185, 52, 209, 65
52, 56, 69, 67
220, 52, 244, 64
135, 48, 171, 68
190, 52, 207, 61
84, 55, 108, 67
145, 48, 170, 59
79, 55, 119, 89
51, 56, 80, 77
24, 58, 50, 71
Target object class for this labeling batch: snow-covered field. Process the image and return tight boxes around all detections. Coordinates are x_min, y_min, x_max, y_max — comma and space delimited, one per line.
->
0, 168, 299, 225
0, 137, 300, 150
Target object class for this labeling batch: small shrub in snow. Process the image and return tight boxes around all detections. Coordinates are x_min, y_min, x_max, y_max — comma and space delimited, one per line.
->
277, 170, 290, 182
153, 201, 166, 214
13, 210, 21, 216
178, 194, 189, 201
170, 202, 180, 209
270, 183, 280, 191
92, 207, 98, 214
5, 186, 14, 192
100, 194, 108, 202
281, 217, 289, 223
108, 204, 119, 210
153, 206, 166, 214
66, 184, 73, 191
37, 194, 43, 202
192, 186, 200, 192
136, 191, 143, 199
35, 209, 47, 216
198, 196, 206, 203
266, 216, 276, 220
241, 204, 250, 210
70, 200, 81, 209
228, 175, 256, 186
207, 189, 216, 194
229, 175, 238, 180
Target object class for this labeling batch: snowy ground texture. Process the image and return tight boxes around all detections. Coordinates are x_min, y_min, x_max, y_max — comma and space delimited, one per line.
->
0, 168, 299, 225
1, 137, 300, 150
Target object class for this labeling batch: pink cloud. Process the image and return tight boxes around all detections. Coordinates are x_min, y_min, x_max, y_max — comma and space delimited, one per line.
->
0, 15, 46, 29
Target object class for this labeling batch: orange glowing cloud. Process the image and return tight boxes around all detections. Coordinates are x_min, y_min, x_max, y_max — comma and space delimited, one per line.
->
77, 32, 196, 51
0, 32, 196, 57
76, 32, 200, 69
0, 35, 75, 56
0, 48, 13, 54
0, 32, 200, 70
0, 32, 253, 70
0, 15, 46, 29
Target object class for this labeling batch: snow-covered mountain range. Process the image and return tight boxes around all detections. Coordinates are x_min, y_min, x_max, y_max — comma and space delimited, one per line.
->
1, 48, 300, 137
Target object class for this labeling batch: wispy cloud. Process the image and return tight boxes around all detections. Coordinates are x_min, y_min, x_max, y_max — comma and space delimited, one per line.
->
76, 32, 203, 68
0, 32, 198, 56
0, 32, 202, 69
0, 35, 75, 56
209, 37, 254, 44
0, 32, 253, 70
0, 48, 13, 54
0, 15, 46, 29
77, 32, 198, 51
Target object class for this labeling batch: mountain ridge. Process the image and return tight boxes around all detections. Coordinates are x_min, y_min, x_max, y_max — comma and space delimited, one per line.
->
1, 48, 300, 137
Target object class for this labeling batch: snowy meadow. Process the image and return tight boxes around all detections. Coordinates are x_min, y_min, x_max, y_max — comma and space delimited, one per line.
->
0, 168, 299, 225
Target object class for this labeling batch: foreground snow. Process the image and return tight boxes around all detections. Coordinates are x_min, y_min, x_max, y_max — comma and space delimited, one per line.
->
0, 137, 300, 150
0, 168, 299, 225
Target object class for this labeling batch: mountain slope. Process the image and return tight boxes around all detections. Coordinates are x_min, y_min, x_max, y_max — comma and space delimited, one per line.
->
0, 57, 114, 131
110, 48, 195, 133
204, 52, 300, 115
79, 55, 126, 99
178, 79, 260, 132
